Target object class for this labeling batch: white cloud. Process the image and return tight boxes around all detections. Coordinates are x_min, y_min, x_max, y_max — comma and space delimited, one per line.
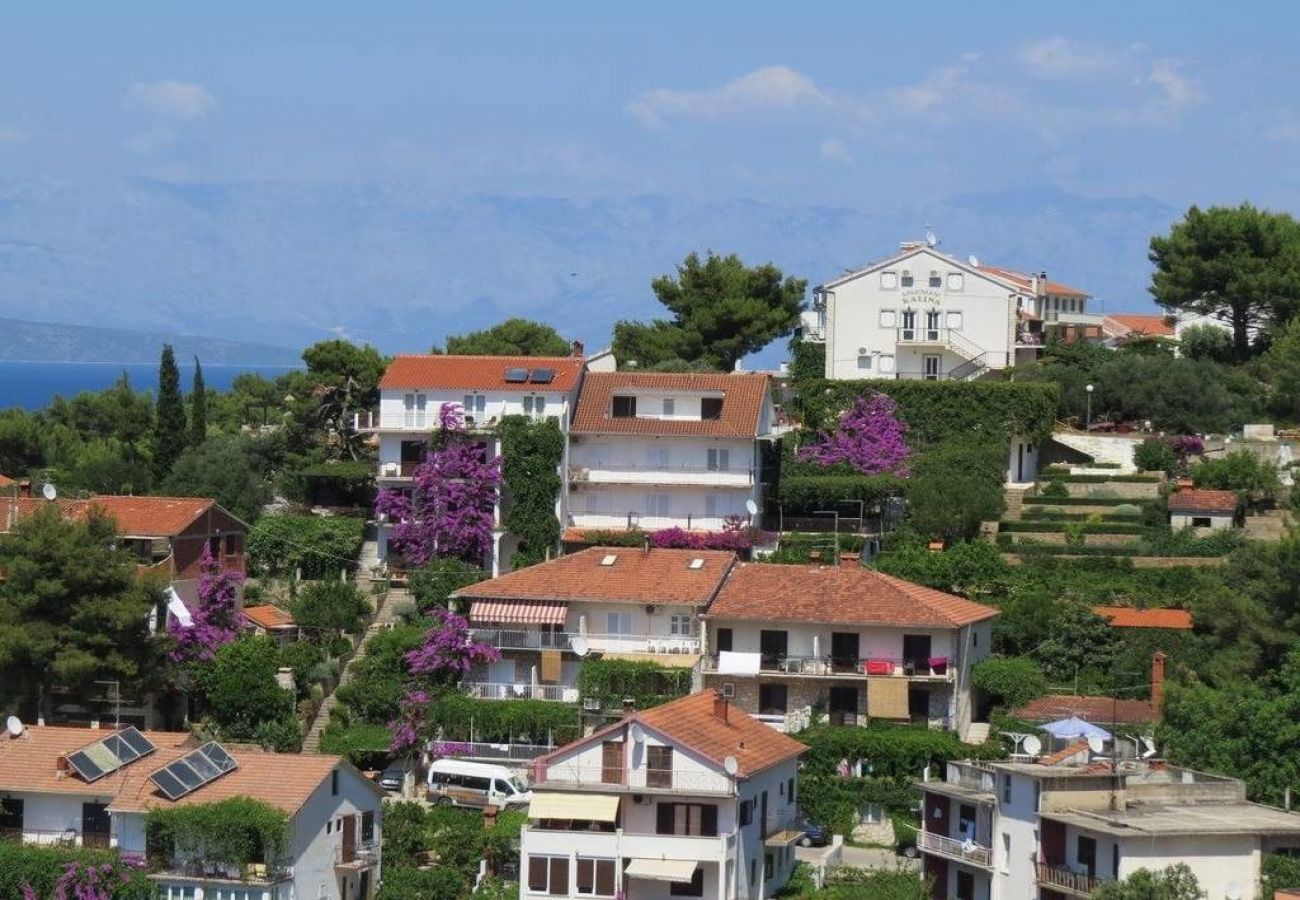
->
1018, 37, 1120, 79
626, 65, 827, 129
1142, 58, 1204, 112
124, 80, 215, 121
819, 137, 852, 164
886, 56, 1021, 120
0, 125, 28, 144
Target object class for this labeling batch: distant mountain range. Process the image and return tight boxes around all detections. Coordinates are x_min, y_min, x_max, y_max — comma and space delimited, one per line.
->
0, 178, 1179, 360
0, 317, 299, 364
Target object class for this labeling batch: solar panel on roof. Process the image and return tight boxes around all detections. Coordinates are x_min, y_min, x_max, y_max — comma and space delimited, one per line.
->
67, 751, 105, 782
118, 728, 155, 757
148, 741, 239, 801
65, 726, 157, 784
149, 768, 187, 801
504, 367, 529, 383
529, 368, 555, 384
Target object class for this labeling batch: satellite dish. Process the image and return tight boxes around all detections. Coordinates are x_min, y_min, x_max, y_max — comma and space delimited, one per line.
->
968, 254, 980, 268
1087, 734, 1106, 755
628, 723, 645, 743
925, 230, 937, 247
723, 755, 739, 776
570, 637, 589, 658
41, 482, 57, 501
6, 716, 22, 737
1023, 735, 1042, 757
745, 499, 759, 517
1140, 736, 1157, 759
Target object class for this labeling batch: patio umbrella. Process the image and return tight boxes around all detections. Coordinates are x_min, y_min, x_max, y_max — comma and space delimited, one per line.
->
1039, 716, 1113, 742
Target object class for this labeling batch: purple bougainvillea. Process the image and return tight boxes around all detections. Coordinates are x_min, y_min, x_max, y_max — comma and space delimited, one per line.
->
374, 402, 501, 567
168, 544, 241, 664
22, 857, 146, 900
796, 392, 911, 476
648, 520, 776, 552
1168, 435, 1204, 473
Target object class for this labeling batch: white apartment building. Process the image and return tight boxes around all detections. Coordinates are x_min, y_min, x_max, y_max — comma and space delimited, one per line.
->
359, 351, 588, 575
0, 724, 384, 899
700, 563, 996, 737
566, 373, 773, 536
451, 547, 736, 703
520, 690, 806, 900
919, 751, 1300, 900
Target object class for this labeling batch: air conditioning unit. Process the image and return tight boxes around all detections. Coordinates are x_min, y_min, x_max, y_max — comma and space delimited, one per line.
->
644, 604, 657, 615
633, 794, 652, 805
382, 462, 399, 476
857, 347, 869, 356
572, 468, 590, 482
720, 683, 735, 699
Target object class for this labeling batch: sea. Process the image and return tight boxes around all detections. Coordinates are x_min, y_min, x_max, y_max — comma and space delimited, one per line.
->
0, 361, 304, 411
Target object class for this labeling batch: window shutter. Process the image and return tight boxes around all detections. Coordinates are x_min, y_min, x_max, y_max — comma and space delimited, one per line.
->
657, 802, 675, 835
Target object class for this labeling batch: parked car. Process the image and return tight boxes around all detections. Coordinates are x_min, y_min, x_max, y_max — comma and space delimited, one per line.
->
378, 761, 409, 792
895, 834, 918, 859
796, 818, 830, 847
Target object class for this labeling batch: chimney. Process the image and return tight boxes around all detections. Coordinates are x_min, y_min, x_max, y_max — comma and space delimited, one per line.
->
712, 692, 729, 723
18, 480, 32, 499
572, 339, 585, 357
1151, 651, 1167, 711
621, 698, 635, 718
1176, 477, 1194, 491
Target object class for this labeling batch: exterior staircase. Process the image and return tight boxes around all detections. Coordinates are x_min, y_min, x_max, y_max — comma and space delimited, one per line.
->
1003, 487, 1029, 521
962, 722, 991, 745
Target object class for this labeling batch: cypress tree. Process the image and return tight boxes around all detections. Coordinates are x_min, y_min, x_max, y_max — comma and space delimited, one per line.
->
190, 356, 208, 446
152, 344, 187, 478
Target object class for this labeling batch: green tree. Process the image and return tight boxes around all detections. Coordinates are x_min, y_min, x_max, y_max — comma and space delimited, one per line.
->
905, 440, 1006, 541
377, 866, 464, 900
613, 251, 806, 371
300, 339, 388, 460
190, 356, 208, 446
0, 505, 159, 715
1134, 439, 1178, 475
152, 344, 188, 478
1091, 354, 1263, 433
971, 657, 1048, 710
1177, 323, 1234, 363
1263, 317, 1300, 421
409, 558, 487, 612
160, 435, 272, 523
0, 408, 44, 478
290, 581, 369, 635
1191, 449, 1279, 506
196, 635, 295, 742
381, 801, 431, 867
1092, 863, 1203, 900
441, 318, 571, 356
1149, 203, 1300, 359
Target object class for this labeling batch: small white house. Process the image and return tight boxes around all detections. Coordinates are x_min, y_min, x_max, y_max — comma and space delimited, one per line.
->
0, 724, 384, 900
1167, 488, 1239, 532
519, 691, 806, 900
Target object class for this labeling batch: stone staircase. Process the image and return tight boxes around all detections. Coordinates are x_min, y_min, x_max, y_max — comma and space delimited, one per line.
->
1003, 486, 1030, 521
962, 722, 991, 745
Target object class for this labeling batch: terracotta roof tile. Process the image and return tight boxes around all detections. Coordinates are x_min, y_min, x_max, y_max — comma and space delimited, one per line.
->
379, 355, 584, 392
571, 372, 769, 438
1013, 695, 1157, 725
705, 563, 999, 629
0, 496, 225, 536
635, 692, 805, 778
1103, 314, 1176, 338
1167, 489, 1238, 515
976, 265, 1089, 298
242, 605, 296, 630
1039, 740, 1091, 766
453, 547, 736, 606
1094, 606, 1193, 630
0, 474, 13, 488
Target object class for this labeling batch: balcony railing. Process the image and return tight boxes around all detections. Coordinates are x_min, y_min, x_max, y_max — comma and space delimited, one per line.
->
355, 407, 560, 432
378, 460, 422, 479
702, 654, 952, 680
335, 839, 379, 868
469, 627, 701, 656
148, 858, 294, 883
569, 463, 755, 487
1036, 862, 1104, 895
896, 325, 949, 344
461, 682, 579, 703
449, 741, 556, 763
0, 827, 111, 848
469, 627, 574, 651
944, 762, 999, 795
536, 764, 735, 795
917, 830, 992, 868
566, 511, 742, 533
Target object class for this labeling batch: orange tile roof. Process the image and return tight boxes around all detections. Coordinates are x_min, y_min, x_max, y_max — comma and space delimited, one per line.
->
1103, 314, 1175, 338
705, 563, 999, 629
0, 726, 351, 815
453, 547, 736, 606
0, 496, 226, 536
1012, 695, 1157, 725
379, 354, 585, 392
1039, 740, 1091, 766
1168, 489, 1238, 515
1094, 606, 1193, 630
976, 265, 1089, 298
571, 372, 769, 438
242, 604, 296, 630
0, 474, 13, 488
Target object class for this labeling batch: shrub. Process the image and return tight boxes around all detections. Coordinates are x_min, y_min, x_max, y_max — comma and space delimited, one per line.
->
0, 843, 152, 899
290, 580, 370, 634
146, 797, 291, 869
377, 866, 465, 900
428, 693, 581, 744
197, 635, 295, 741
972, 657, 1048, 710
277, 640, 326, 699
410, 558, 487, 611
1111, 503, 1142, 518
1135, 438, 1179, 475
382, 801, 432, 867
1040, 480, 1069, 499
247, 515, 365, 579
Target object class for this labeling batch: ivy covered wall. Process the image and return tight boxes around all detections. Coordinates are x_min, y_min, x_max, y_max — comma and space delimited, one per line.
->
498, 415, 564, 568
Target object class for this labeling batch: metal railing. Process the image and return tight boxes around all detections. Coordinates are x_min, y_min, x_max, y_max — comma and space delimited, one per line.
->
335, 839, 379, 867
537, 764, 735, 795
896, 325, 948, 344
0, 827, 111, 848
378, 460, 421, 478
461, 682, 579, 703
945, 762, 998, 794
761, 810, 805, 840
569, 463, 754, 484
467, 628, 701, 655
469, 627, 575, 650
917, 831, 992, 867
453, 741, 555, 762
149, 858, 294, 883
1036, 862, 1103, 895
356, 406, 560, 432
701, 654, 952, 679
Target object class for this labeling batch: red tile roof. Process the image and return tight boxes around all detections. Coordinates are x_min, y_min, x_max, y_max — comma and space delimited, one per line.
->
976, 265, 1089, 298
1094, 606, 1193, 630
453, 547, 737, 606
1168, 489, 1238, 515
1012, 695, 1157, 725
571, 372, 769, 438
0, 474, 13, 488
705, 563, 999, 629
1039, 740, 1090, 767
1103, 314, 1176, 338
242, 605, 296, 630
379, 355, 584, 392
0, 496, 227, 536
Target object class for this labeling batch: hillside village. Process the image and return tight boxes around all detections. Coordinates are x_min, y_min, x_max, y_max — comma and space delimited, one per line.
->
4, 220, 1300, 900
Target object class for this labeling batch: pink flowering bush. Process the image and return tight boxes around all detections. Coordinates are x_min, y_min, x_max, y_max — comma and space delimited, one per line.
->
22, 856, 149, 900
168, 544, 241, 664
796, 392, 911, 476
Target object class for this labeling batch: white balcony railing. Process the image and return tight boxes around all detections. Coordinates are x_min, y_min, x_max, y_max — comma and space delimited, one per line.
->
469, 627, 700, 656
567, 511, 738, 533
461, 682, 579, 703
701, 654, 953, 681
917, 831, 992, 868
569, 463, 754, 488
469, 627, 576, 651
523, 826, 735, 864
896, 325, 948, 344
356, 407, 561, 432
536, 764, 735, 795
1036, 862, 1105, 895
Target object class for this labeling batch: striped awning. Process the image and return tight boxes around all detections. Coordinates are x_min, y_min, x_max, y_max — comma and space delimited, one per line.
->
469, 599, 568, 626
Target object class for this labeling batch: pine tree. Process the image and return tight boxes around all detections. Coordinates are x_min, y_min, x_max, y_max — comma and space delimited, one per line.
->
152, 344, 187, 479
190, 356, 208, 446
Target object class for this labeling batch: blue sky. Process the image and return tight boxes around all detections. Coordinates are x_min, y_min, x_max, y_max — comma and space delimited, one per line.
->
4, 0, 1297, 207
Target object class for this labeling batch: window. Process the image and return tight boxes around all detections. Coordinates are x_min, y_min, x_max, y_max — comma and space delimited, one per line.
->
361, 810, 375, 842
759, 684, 788, 715
928, 271, 942, 288
856, 354, 872, 370
946, 311, 963, 331
646, 446, 671, 467
879, 309, 896, 328
576, 858, 616, 897
947, 272, 964, 290
787, 777, 796, 805
325, 820, 331, 834
646, 745, 674, 788
645, 493, 670, 516
880, 272, 898, 289
331, 769, 339, 796
612, 395, 636, 418
656, 802, 718, 836
861, 803, 884, 824
1001, 832, 1011, 873
670, 869, 704, 897
1001, 774, 1012, 804
704, 495, 720, 518
605, 612, 632, 635
528, 856, 569, 895
1112, 844, 1121, 878
0, 797, 23, 830
1077, 835, 1097, 877
160, 888, 196, 900
900, 271, 914, 288
700, 397, 723, 420
716, 628, 733, 652
662, 398, 676, 416
956, 871, 974, 900
670, 614, 693, 636
739, 800, 753, 827
878, 354, 895, 374
463, 394, 486, 415
707, 448, 730, 471
601, 741, 622, 784
1192, 516, 1212, 528
523, 395, 547, 417
765, 853, 775, 879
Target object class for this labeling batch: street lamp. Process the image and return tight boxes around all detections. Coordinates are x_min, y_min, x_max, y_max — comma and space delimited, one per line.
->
1085, 384, 1094, 431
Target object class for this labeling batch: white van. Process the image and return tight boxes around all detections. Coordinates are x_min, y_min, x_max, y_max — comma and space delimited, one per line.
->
426, 759, 531, 809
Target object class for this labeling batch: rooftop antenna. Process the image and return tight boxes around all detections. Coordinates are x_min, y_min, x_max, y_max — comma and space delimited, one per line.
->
41, 482, 57, 502
968, 254, 980, 268
925, 227, 938, 248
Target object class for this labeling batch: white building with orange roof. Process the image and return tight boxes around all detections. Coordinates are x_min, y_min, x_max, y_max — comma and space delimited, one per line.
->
519, 690, 806, 900
0, 722, 384, 899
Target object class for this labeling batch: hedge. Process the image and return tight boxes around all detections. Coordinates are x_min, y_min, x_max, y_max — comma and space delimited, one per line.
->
796, 721, 1004, 780
1023, 496, 1159, 508
0, 843, 152, 899
1021, 508, 1146, 521
1042, 463, 1121, 473
998, 521, 1149, 535
777, 473, 903, 509
428, 693, 581, 744
576, 658, 693, 710
1041, 473, 1164, 484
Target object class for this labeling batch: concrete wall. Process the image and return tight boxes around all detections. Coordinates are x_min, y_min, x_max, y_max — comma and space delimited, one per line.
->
993, 772, 1040, 899
1120, 833, 1259, 900
1170, 512, 1233, 531
288, 764, 385, 900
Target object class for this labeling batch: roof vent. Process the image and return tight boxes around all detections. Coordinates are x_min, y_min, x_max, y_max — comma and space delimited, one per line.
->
688, 558, 705, 570
600, 554, 618, 567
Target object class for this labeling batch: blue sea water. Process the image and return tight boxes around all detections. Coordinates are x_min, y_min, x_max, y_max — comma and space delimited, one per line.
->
0, 361, 303, 411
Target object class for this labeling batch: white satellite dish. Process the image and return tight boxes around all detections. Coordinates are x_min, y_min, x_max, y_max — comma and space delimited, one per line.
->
5, 715, 23, 737
41, 482, 57, 501
723, 755, 739, 776
570, 637, 589, 658
1023, 735, 1042, 757
1087, 734, 1106, 755
628, 723, 645, 743
745, 499, 759, 517
925, 230, 938, 247
1140, 736, 1157, 759
968, 254, 980, 268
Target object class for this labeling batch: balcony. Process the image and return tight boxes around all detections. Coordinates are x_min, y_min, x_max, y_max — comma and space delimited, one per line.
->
377, 460, 421, 480
524, 825, 736, 864
461, 681, 579, 703
0, 827, 111, 848
335, 839, 379, 870
536, 764, 735, 796
356, 407, 559, 433
569, 463, 754, 488
1036, 862, 1106, 896
147, 858, 293, 884
896, 325, 949, 346
916, 830, 992, 869
470, 627, 575, 651
762, 811, 807, 847
701, 654, 953, 681
469, 627, 701, 656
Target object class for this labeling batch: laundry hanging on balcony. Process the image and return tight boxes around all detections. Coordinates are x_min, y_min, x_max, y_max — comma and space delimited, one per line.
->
469, 599, 568, 626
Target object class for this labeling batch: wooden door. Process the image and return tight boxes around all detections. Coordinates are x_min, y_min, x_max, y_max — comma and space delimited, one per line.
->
924, 793, 949, 839
341, 814, 356, 864
1040, 818, 1066, 865
601, 741, 622, 784
81, 802, 110, 848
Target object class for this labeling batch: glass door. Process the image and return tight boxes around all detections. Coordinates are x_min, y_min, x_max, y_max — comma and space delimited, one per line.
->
922, 355, 942, 381
925, 310, 941, 341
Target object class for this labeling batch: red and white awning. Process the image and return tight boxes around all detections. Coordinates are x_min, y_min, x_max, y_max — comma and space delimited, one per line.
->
469, 599, 568, 626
